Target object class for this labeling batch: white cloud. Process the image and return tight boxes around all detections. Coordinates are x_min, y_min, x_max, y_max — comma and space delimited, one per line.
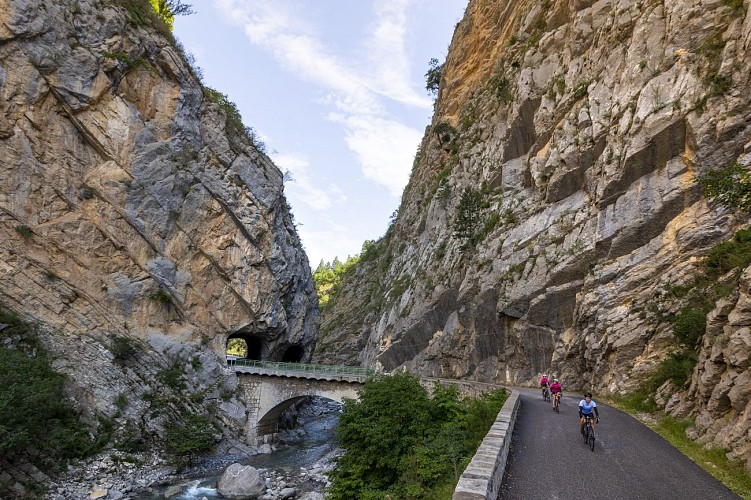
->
365, 0, 433, 108
298, 221, 370, 268
273, 152, 345, 212
213, 0, 427, 196
329, 114, 422, 196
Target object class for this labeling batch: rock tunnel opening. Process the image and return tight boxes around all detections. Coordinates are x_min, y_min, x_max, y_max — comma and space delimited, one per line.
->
226, 334, 264, 360
281, 345, 304, 362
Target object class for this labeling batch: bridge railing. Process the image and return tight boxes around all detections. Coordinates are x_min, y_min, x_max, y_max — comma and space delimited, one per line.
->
228, 359, 376, 381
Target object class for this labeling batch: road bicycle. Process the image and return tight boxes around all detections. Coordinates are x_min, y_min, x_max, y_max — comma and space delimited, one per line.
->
582, 414, 596, 451
542, 386, 550, 402
552, 392, 560, 413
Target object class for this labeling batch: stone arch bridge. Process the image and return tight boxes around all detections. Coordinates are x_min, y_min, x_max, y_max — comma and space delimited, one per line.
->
230, 360, 505, 445
230, 360, 374, 445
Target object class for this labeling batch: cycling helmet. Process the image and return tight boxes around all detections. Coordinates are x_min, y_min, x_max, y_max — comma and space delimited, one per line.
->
584, 391, 592, 397
553, 378, 558, 382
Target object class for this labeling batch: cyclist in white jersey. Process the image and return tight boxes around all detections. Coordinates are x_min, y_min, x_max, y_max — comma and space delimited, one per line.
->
579, 392, 599, 433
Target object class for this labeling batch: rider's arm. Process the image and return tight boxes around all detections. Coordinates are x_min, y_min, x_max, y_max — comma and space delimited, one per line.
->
594, 406, 599, 418
578, 404, 583, 418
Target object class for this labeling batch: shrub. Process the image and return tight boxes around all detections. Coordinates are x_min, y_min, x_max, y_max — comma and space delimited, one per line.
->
164, 414, 216, 467
671, 307, 707, 347
156, 364, 186, 391
109, 335, 138, 364
328, 374, 507, 499
723, 0, 747, 15
15, 225, 32, 238
203, 87, 266, 152
488, 75, 512, 102
0, 305, 93, 465
704, 226, 751, 277
697, 162, 751, 213
150, 288, 173, 307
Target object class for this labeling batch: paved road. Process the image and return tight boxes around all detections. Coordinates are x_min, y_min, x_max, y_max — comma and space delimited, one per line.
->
499, 387, 740, 500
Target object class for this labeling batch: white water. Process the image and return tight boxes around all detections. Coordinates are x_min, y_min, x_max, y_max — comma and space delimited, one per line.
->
137, 400, 340, 499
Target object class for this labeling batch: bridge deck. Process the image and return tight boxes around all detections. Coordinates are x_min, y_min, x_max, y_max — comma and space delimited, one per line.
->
229, 359, 376, 383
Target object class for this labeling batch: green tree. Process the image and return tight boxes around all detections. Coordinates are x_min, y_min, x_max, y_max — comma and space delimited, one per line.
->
425, 58, 443, 96
453, 187, 484, 251
313, 254, 361, 309
697, 162, 751, 212
0, 306, 92, 463
329, 373, 507, 499
330, 374, 434, 498
164, 414, 216, 468
149, 0, 194, 30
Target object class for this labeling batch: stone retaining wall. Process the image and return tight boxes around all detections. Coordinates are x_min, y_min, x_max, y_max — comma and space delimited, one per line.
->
453, 389, 520, 499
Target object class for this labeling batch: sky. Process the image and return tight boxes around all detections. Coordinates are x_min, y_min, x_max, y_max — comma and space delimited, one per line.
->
173, 0, 468, 268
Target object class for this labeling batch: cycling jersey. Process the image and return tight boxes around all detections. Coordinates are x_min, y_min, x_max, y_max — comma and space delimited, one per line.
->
579, 399, 598, 415
540, 377, 549, 387
550, 382, 561, 393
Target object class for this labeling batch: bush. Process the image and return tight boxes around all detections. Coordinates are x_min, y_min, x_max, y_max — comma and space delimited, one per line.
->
0, 305, 93, 465
15, 225, 32, 238
697, 163, 751, 213
164, 414, 216, 467
672, 307, 707, 347
328, 374, 507, 499
156, 364, 186, 391
109, 335, 138, 364
704, 226, 751, 277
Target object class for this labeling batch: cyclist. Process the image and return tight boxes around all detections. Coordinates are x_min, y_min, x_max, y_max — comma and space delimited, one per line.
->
579, 392, 599, 433
550, 378, 562, 410
540, 374, 550, 399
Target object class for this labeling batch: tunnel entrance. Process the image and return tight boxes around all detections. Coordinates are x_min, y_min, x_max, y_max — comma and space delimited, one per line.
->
226, 334, 264, 360
281, 345, 304, 362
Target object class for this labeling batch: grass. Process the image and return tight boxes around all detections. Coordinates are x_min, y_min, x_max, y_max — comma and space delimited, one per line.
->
605, 399, 751, 499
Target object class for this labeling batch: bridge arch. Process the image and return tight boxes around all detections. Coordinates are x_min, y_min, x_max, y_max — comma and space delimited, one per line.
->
237, 372, 362, 445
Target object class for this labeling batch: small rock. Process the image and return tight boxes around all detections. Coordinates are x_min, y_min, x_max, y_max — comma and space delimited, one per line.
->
258, 444, 273, 454
280, 487, 296, 499
163, 484, 183, 498
299, 493, 325, 500
89, 488, 108, 500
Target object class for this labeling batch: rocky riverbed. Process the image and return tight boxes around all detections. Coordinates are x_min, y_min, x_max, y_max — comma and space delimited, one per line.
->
43, 399, 341, 499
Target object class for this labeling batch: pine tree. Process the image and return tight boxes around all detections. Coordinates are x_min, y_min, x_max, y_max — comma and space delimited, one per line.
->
453, 187, 483, 252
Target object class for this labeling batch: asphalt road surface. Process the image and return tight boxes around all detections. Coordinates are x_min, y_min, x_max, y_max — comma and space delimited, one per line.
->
499, 387, 740, 500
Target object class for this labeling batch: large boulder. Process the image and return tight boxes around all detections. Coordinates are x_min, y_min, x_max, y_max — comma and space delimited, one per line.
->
217, 463, 264, 499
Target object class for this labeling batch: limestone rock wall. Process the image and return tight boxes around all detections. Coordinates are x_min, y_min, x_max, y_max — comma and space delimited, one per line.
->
315, 0, 751, 465
0, 0, 318, 448
666, 263, 751, 466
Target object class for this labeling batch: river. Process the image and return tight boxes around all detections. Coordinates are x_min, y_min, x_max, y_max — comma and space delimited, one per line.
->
134, 398, 341, 499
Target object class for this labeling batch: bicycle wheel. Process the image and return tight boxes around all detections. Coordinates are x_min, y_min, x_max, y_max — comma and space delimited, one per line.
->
555, 397, 560, 413
589, 430, 595, 451
583, 425, 589, 443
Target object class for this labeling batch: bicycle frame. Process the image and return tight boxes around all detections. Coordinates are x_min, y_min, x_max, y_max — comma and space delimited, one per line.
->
583, 414, 596, 450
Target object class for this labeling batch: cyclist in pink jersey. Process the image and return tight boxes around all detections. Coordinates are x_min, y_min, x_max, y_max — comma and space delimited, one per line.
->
539, 374, 550, 399
549, 378, 562, 410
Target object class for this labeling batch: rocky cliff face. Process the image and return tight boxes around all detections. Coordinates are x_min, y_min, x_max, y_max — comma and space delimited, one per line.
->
315, 0, 751, 466
0, 0, 318, 453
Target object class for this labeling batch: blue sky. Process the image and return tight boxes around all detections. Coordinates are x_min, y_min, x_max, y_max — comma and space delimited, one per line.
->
173, 0, 467, 268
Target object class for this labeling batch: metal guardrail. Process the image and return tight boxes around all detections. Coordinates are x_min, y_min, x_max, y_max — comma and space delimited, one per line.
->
227, 358, 376, 382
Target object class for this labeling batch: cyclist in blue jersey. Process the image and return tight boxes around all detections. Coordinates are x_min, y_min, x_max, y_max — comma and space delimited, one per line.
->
579, 392, 599, 433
